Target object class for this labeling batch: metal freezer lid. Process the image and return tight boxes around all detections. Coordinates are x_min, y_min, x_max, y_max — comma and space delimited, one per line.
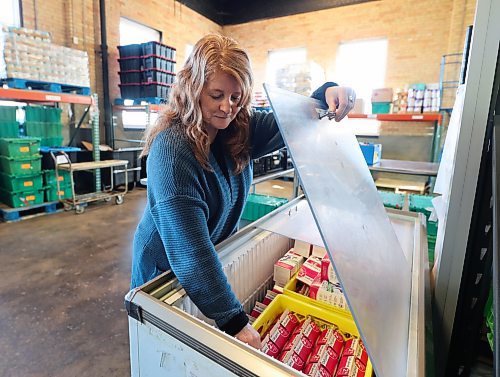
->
264, 84, 412, 377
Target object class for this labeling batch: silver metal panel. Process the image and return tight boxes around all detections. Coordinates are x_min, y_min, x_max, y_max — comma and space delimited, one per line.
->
255, 199, 325, 247
432, 0, 500, 373
264, 84, 412, 377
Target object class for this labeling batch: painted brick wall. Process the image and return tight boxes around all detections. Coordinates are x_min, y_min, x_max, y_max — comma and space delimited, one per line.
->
224, 0, 477, 93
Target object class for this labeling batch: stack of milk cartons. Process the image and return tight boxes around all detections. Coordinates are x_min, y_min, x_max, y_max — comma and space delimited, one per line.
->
0, 25, 90, 88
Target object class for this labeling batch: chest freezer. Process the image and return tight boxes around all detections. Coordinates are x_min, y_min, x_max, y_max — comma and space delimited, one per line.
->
125, 86, 432, 377
125, 198, 430, 377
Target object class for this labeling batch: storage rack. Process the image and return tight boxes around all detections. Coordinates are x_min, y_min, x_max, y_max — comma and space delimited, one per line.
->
0, 87, 103, 193
348, 113, 444, 163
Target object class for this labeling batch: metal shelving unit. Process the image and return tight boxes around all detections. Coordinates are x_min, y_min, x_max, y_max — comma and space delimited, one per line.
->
348, 112, 444, 164
0, 87, 102, 192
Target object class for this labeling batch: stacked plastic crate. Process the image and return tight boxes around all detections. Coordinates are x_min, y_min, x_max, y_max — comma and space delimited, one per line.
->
23, 106, 63, 147
118, 41, 176, 100
42, 168, 72, 202
378, 190, 405, 210
409, 194, 438, 264
0, 106, 43, 207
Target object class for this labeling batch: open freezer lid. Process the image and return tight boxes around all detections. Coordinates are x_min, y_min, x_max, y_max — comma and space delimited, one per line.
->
264, 84, 412, 377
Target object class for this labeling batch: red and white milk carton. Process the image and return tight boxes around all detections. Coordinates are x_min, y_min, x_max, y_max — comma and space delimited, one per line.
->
342, 338, 368, 366
261, 339, 281, 359
280, 350, 306, 371
317, 328, 345, 357
291, 335, 314, 362
301, 319, 321, 344
279, 309, 300, 333
321, 254, 340, 285
304, 362, 332, 377
336, 355, 366, 377
274, 250, 305, 287
269, 322, 291, 350
297, 256, 322, 286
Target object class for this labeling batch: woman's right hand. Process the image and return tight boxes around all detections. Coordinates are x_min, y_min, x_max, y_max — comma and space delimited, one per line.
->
235, 323, 262, 349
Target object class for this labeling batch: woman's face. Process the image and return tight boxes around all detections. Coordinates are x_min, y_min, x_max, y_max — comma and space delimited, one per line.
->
200, 70, 242, 141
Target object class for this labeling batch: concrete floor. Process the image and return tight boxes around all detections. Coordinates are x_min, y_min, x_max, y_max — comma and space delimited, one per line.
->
0, 181, 493, 376
0, 188, 147, 377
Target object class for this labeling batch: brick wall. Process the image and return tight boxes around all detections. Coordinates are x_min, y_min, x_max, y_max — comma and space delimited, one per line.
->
224, 0, 477, 92
19, 0, 476, 143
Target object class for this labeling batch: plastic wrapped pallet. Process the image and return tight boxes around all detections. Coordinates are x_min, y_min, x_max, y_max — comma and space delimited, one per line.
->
0, 25, 90, 88
274, 61, 325, 96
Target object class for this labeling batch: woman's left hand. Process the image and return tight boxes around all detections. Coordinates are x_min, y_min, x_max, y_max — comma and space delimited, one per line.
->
325, 86, 357, 122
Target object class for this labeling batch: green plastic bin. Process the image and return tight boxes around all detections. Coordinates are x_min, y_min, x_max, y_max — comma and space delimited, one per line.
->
24, 121, 46, 138
241, 193, 288, 222
24, 106, 46, 122
0, 138, 40, 158
45, 184, 72, 202
0, 155, 42, 176
45, 122, 63, 137
378, 190, 405, 209
0, 187, 44, 208
0, 120, 19, 138
371, 102, 391, 114
46, 108, 62, 123
0, 172, 43, 191
427, 220, 438, 237
409, 194, 435, 219
43, 169, 71, 186
0, 106, 17, 122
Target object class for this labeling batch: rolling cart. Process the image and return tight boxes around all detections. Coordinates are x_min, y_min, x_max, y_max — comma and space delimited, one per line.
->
50, 151, 129, 214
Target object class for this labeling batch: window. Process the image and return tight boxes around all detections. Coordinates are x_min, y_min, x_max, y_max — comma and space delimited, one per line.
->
185, 44, 194, 63
266, 47, 307, 86
0, 0, 21, 27
335, 39, 388, 113
119, 18, 161, 45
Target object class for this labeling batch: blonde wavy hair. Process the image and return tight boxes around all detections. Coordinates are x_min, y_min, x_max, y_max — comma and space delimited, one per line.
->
141, 34, 254, 174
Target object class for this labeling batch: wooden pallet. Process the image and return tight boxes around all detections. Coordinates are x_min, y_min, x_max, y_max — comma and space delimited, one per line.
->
1, 78, 91, 95
0, 201, 63, 222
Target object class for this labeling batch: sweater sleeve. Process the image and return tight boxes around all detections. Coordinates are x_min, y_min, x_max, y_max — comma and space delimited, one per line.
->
147, 133, 248, 334
150, 196, 248, 334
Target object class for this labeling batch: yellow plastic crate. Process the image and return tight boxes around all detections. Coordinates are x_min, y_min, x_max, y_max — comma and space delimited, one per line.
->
283, 273, 351, 316
253, 294, 373, 377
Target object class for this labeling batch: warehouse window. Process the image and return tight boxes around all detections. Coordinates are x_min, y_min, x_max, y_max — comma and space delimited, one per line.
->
0, 0, 21, 27
335, 39, 388, 113
266, 48, 307, 86
119, 18, 161, 45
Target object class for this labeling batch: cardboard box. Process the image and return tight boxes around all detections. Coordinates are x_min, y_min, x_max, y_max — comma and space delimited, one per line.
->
349, 98, 365, 114
293, 240, 312, 258
311, 245, 327, 258
274, 250, 305, 287
371, 88, 393, 103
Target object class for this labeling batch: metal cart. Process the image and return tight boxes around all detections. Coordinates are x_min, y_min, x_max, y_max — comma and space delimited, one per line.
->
51, 151, 129, 214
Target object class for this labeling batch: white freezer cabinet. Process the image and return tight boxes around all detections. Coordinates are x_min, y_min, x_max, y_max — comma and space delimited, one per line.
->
125, 197, 431, 377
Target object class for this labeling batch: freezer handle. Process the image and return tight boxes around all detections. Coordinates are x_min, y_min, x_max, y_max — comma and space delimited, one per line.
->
125, 299, 143, 323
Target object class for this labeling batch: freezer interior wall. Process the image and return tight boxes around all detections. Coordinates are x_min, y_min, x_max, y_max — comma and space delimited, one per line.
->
177, 230, 293, 324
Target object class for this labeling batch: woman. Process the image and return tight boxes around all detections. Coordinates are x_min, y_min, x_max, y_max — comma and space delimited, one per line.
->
131, 34, 356, 348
